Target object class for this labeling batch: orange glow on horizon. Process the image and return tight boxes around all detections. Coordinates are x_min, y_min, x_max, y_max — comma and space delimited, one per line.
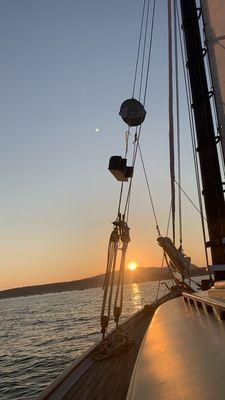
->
128, 261, 138, 271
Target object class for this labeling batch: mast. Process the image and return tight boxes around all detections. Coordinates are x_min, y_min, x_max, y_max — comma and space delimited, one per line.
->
201, 0, 225, 164
179, 0, 225, 280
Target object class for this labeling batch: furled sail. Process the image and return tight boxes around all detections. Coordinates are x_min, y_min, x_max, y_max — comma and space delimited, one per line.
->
202, 0, 225, 160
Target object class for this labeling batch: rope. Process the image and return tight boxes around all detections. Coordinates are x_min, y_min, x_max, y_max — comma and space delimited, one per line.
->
138, 0, 151, 100
155, 203, 172, 302
117, 185, 124, 216
143, 0, 156, 105
101, 0, 156, 337
94, 328, 133, 361
174, 179, 207, 222
101, 227, 119, 337
114, 222, 130, 327
101, 217, 130, 337
123, 0, 156, 223
138, 144, 161, 235
132, 0, 156, 103
168, 0, 176, 244
174, 2, 182, 248
117, 130, 130, 216
132, 0, 147, 98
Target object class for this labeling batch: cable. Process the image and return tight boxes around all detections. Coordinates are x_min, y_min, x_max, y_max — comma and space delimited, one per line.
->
138, 144, 161, 235
174, 179, 207, 221
138, 0, 151, 101
168, 0, 176, 244
124, 0, 156, 223
102, 0, 157, 334
143, 0, 156, 105
174, 1, 183, 247
155, 204, 172, 302
117, 129, 131, 216
132, 0, 147, 98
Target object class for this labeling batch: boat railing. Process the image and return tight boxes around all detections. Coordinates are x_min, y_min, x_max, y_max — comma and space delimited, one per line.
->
183, 291, 225, 321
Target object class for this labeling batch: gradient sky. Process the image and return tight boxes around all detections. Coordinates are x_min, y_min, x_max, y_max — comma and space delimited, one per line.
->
0, 0, 207, 290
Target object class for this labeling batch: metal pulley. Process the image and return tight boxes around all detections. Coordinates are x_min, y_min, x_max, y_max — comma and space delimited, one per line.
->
119, 98, 146, 127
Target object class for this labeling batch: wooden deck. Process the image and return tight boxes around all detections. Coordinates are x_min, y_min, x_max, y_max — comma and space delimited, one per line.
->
36, 288, 183, 400
37, 308, 154, 400
127, 295, 225, 400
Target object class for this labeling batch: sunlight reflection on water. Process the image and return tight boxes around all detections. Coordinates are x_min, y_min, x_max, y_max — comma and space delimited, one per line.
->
130, 283, 142, 309
0, 279, 202, 400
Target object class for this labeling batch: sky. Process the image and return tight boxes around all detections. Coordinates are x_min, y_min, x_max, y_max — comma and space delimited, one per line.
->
0, 0, 208, 290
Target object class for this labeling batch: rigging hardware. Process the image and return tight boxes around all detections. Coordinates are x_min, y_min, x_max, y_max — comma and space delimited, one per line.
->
119, 98, 146, 127
101, 0, 158, 337
108, 156, 133, 182
101, 215, 130, 338
157, 236, 191, 280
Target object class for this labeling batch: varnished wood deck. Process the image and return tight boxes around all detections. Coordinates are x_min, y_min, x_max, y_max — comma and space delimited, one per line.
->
63, 310, 152, 400
127, 296, 225, 400
36, 288, 182, 400
37, 308, 153, 400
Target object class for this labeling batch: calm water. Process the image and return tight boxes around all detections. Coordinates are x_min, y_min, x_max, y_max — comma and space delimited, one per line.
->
0, 281, 170, 400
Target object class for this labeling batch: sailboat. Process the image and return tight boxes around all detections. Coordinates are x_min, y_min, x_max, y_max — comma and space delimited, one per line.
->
37, 0, 225, 399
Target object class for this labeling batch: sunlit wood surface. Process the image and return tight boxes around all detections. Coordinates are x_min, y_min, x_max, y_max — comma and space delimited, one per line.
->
127, 297, 225, 400
37, 309, 154, 400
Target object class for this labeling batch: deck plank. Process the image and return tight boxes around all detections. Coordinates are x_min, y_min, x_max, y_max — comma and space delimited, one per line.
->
62, 310, 152, 400
37, 288, 184, 400
37, 289, 183, 400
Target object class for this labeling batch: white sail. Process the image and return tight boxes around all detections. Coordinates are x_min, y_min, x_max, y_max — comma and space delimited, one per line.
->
202, 0, 225, 160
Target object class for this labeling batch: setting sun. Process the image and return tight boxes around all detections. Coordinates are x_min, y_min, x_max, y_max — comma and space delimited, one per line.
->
128, 261, 138, 271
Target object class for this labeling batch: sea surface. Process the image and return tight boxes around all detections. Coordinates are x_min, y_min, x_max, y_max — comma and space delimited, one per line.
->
0, 279, 199, 400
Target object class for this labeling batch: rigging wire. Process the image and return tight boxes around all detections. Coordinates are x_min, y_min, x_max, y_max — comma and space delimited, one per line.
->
174, 1, 183, 248
132, 0, 147, 98
101, 0, 157, 336
117, 182, 124, 216
117, 129, 131, 216
119, 0, 154, 217
168, 0, 176, 244
155, 203, 174, 302
143, 0, 156, 105
174, 179, 207, 222
138, 0, 151, 100
124, 0, 156, 223
138, 144, 161, 235
155, 2, 213, 293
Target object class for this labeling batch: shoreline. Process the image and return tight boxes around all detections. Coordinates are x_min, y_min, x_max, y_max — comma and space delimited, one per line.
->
0, 266, 208, 300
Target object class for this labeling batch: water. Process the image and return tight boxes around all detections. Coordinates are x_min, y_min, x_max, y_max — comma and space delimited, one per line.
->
0, 282, 164, 400
0, 281, 177, 399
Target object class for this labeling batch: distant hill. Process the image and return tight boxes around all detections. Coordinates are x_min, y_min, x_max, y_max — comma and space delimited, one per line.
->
0, 265, 208, 300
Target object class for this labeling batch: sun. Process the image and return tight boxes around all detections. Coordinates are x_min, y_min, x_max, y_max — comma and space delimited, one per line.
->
128, 261, 138, 271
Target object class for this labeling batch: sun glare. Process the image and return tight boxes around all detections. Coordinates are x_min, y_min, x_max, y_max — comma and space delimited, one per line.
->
128, 261, 138, 271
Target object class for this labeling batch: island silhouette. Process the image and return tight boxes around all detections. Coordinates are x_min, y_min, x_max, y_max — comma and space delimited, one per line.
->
0, 265, 207, 300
